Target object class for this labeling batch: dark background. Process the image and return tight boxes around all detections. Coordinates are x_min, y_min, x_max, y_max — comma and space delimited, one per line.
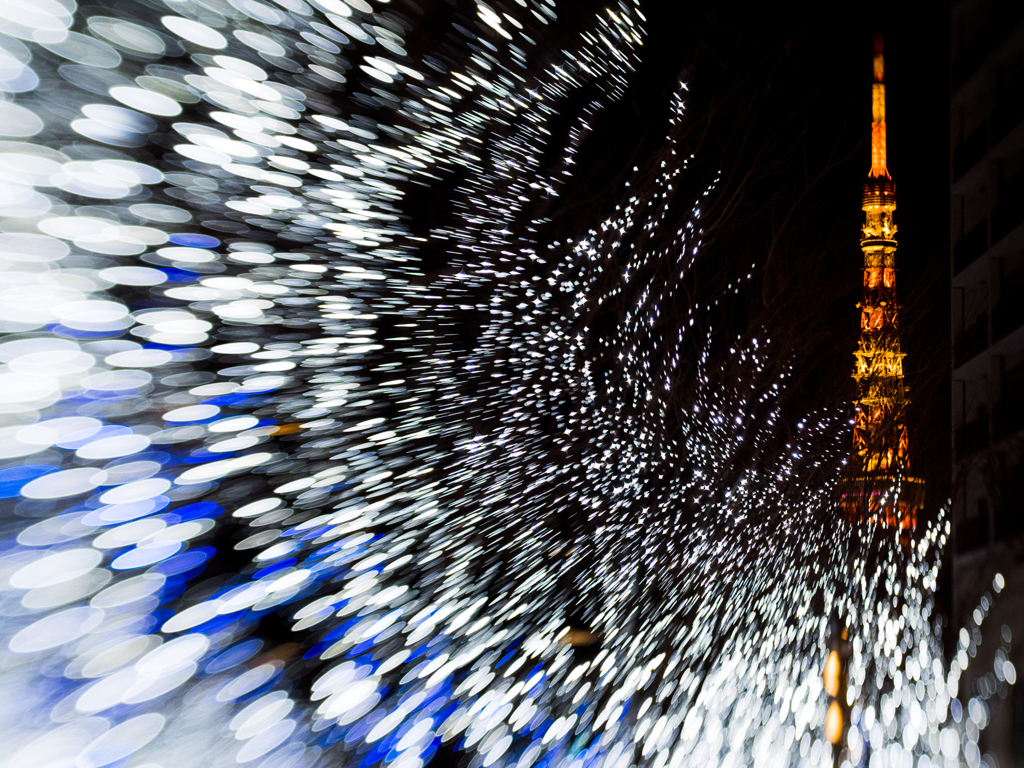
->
530, 1, 952, 510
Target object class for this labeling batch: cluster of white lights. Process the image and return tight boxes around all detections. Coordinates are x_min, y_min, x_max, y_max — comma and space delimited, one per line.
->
0, 1, 1013, 767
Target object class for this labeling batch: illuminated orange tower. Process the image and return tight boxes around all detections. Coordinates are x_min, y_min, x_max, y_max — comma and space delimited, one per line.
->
841, 35, 924, 528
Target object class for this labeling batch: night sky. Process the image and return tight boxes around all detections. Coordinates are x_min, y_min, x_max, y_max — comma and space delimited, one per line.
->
540, 3, 953, 508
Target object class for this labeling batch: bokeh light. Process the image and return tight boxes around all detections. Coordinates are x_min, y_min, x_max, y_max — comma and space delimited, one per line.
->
0, 2, 1013, 768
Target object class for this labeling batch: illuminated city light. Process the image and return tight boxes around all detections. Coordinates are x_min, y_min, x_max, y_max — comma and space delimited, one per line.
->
0, 6, 1012, 768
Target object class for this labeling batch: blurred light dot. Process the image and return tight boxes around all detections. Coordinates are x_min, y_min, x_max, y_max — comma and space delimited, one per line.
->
9, 548, 103, 589
234, 30, 286, 56
152, 548, 212, 575
21, 568, 111, 610
234, 497, 283, 518
209, 415, 259, 433
82, 498, 166, 526
54, 300, 129, 326
20, 416, 101, 448
100, 266, 168, 286
82, 369, 153, 392
0, 0, 72, 44
0, 427, 50, 459
99, 478, 172, 504
169, 233, 220, 248
235, 718, 296, 762
157, 246, 217, 264
164, 404, 219, 423
0, 372, 60, 405
212, 342, 260, 354
161, 16, 228, 49
0, 233, 68, 263
109, 86, 182, 116
91, 572, 166, 608
20, 467, 107, 499
106, 349, 173, 368
130, 203, 191, 222
77, 433, 151, 460
111, 540, 182, 570
9, 605, 105, 654
0, 102, 43, 137
0, 464, 58, 497
230, 691, 294, 738
40, 31, 121, 67
217, 664, 280, 702
88, 18, 165, 54
161, 600, 223, 632
84, 713, 165, 755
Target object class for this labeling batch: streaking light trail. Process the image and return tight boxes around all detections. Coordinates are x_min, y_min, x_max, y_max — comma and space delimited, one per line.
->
0, 2, 1013, 768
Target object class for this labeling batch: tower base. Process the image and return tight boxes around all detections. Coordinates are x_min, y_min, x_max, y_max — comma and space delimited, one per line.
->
838, 475, 924, 530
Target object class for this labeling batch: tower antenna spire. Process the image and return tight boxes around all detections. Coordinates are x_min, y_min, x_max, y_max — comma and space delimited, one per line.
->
870, 33, 889, 178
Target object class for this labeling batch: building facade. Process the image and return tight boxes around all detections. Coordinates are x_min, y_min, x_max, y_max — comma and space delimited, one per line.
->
950, 0, 1024, 762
